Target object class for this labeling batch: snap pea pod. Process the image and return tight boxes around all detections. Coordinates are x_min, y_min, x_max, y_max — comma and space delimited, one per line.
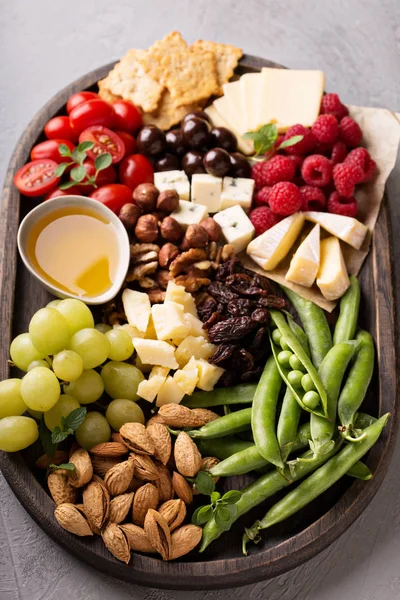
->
333, 275, 360, 345
347, 461, 372, 480
187, 408, 252, 439
196, 436, 254, 460
338, 330, 375, 439
251, 356, 283, 468
282, 286, 332, 369
285, 312, 311, 356
242, 413, 389, 554
182, 383, 257, 408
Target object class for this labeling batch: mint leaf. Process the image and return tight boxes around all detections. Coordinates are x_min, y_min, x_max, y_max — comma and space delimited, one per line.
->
244, 123, 278, 156
242, 131, 266, 143
278, 135, 304, 149
54, 163, 70, 177
70, 165, 87, 183
58, 143, 72, 157
195, 470, 215, 496
258, 123, 278, 141
222, 490, 242, 504
49, 462, 76, 471
71, 148, 88, 165
59, 180, 81, 191
77, 141, 94, 153
39, 416, 57, 458
63, 407, 87, 431
95, 153, 112, 172
51, 427, 69, 444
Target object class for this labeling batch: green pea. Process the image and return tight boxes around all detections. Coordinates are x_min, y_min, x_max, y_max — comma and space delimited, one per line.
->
301, 373, 316, 392
271, 329, 282, 345
277, 350, 293, 367
289, 354, 304, 371
303, 391, 320, 409
280, 337, 290, 351
287, 370, 304, 387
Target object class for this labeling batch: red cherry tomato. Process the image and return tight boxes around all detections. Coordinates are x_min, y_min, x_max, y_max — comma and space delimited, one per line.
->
73, 159, 117, 193
69, 99, 115, 135
66, 91, 99, 114
78, 126, 125, 164
89, 184, 133, 213
114, 130, 137, 158
112, 100, 143, 133
31, 139, 75, 164
45, 186, 84, 200
44, 116, 78, 143
14, 159, 60, 197
119, 154, 154, 190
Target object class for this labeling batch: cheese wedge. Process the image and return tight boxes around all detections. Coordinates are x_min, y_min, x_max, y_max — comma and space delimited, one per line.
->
286, 224, 320, 287
204, 104, 254, 155
247, 213, 305, 270
241, 72, 262, 132
316, 236, 350, 301
222, 81, 246, 134
304, 212, 368, 249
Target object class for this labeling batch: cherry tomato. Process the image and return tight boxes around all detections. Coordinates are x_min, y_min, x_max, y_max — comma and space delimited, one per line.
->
119, 154, 154, 190
31, 139, 75, 164
66, 91, 99, 114
79, 126, 125, 164
44, 116, 78, 143
45, 186, 84, 200
69, 99, 115, 135
114, 130, 137, 158
112, 100, 143, 133
14, 159, 60, 197
89, 184, 133, 213
73, 159, 117, 193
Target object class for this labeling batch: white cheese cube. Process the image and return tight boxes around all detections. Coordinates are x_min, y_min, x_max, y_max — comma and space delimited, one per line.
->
122, 289, 151, 333
174, 357, 199, 395
137, 366, 169, 402
221, 177, 254, 210
156, 376, 185, 407
213, 205, 255, 254
170, 200, 208, 229
154, 170, 190, 200
114, 323, 146, 339
194, 358, 224, 392
151, 302, 191, 341
191, 174, 223, 213
133, 338, 178, 370
175, 336, 216, 369
286, 224, 320, 287
247, 213, 305, 270
144, 316, 157, 340
185, 313, 206, 338
316, 237, 350, 301
165, 281, 198, 317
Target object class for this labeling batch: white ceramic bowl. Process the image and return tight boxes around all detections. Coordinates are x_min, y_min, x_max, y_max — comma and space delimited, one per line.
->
17, 195, 130, 305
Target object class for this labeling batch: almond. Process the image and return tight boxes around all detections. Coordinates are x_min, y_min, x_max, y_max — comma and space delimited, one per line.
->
201, 456, 220, 471
89, 442, 128, 458
120, 523, 156, 553
155, 462, 173, 503
108, 492, 134, 524
127, 476, 145, 492
82, 479, 110, 530
36, 450, 68, 470
132, 483, 159, 526
158, 404, 205, 428
146, 423, 171, 465
104, 456, 135, 496
68, 448, 93, 488
144, 508, 171, 561
111, 433, 124, 443
120, 422, 155, 455
174, 431, 202, 477
68, 441, 80, 458
172, 471, 193, 504
47, 472, 78, 505
158, 499, 186, 532
191, 408, 219, 424
101, 522, 130, 564
169, 524, 202, 560
146, 414, 165, 427
54, 503, 93, 536
130, 452, 159, 481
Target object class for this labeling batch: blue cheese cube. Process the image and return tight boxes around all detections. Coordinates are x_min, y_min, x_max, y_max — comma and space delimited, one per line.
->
191, 174, 222, 213
213, 205, 255, 254
170, 200, 208, 229
221, 177, 255, 209
154, 170, 190, 200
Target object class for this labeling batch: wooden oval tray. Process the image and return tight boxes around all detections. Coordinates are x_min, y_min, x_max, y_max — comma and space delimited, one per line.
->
0, 56, 398, 590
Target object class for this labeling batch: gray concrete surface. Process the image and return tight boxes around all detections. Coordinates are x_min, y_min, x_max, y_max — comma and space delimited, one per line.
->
1, 0, 400, 598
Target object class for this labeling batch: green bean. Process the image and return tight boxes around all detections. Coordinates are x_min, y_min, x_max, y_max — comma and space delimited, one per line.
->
196, 437, 253, 460
338, 330, 375, 440
187, 408, 252, 439
182, 383, 257, 408
251, 356, 283, 468
243, 413, 389, 553
282, 286, 332, 369
347, 461, 372, 480
333, 275, 360, 345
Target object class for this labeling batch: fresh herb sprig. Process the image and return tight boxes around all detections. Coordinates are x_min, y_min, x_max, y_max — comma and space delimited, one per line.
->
243, 123, 303, 158
55, 142, 112, 190
51, 407, 87, 444
49, 462, 76, 471
191, 471, 242, 531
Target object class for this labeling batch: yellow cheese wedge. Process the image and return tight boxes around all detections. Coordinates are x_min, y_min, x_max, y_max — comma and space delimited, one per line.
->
204, 104, 254, 155
222, 81, 246, 133
304, 212, 368, 249
246, 213, 305, 271
316, 236, 350, 301
286, 224, 320, 287
241, 72, 262, 132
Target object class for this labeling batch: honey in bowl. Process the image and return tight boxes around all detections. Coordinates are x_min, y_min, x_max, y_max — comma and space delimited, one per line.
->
26, 206, 119, 298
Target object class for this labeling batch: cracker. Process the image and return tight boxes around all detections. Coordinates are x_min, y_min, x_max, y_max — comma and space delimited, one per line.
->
97, 79, 122, 103
191, 40, 243, 93
138, 31, 188, 83
142, 89, 199, 130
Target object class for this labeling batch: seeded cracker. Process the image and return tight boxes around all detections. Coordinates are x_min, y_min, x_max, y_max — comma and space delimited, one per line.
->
138, 31, 189, 83
143, 89, 199, 130
191, 40, 243, 94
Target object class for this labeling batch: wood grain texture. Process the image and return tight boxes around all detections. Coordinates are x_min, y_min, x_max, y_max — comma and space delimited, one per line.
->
0, 55, 397, 590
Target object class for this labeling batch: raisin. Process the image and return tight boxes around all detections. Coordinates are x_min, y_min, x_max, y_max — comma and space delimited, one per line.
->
209, 344, 237, 365
208, 281, 238, 303
218, 370, 238, 387
241, 366, 264, 382
227, 299, 254, 317
197, 297, 218, 322
251, 308, 270, 324
202, 311, 225, 330
248, 327, 269, 354
257, 295, 287, 309
208, 317, 259, 343
232, 348, 255, 372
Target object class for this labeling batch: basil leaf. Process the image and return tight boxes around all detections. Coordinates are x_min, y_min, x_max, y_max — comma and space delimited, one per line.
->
215, 507, 232, 531
58, 143, 72, 157
278, 135, 304, 149
49, 462, 76, 471
39, 417, 57, 458
95, 153, 113, 172
221, 490, 242, 504
70, 165, 86, 183
63, 407, 87, 431
226, 503, 238, 518
51, 427, 69, 444
59, 180, 81, 191
192, 504, 213, 525
77, 141, 94, 153
54, 163, 70, 177
211, 491, 221, 504
195, 470, 215, 496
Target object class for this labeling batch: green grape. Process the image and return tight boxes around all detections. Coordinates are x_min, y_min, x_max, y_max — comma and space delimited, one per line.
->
27, 408, 42, 420
44, 394, 80, 431
10, 333, 45, 371
29, 308, 70, 355
27, 359, 51, 371
106, 399, 145, 431
20, 367, 60, 412
75, 411, 111, 449
69, 328, 110, 369
53, 350, 83, 382
95, 323, 112, 334
105, 329, 133, 362
0, 379, 26, 419
101, 361, 144, 401
47, 299, 61, 308
56, 298, 95, 336
64, 369, 104, 404
0, 416, 39, 452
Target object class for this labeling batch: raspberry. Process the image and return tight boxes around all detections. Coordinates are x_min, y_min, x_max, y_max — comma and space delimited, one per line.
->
333, 163, 364, 197
250, 207, 281, 236
301, 154, 333, 187
345, 147, 377, 182
320, 93, 349, 121
252, 161, 269, 189
255, 186, 272, 207
299, 186, 326, 211
275, 134, 285, 150
315, 142, 334, 157
327, 191, 358, 217
311, 114, 339, 144
268, 182, 303, 216
339, 116, 362, 148
282, 124, 317, 155
260, 155, 295, 186
287, 154, 304, 175
331, 141, 348, 165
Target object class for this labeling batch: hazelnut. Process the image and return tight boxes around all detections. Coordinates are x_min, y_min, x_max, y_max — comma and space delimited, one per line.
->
133, 183, 159, 211
156, 189, 179, 213
158, 243, 179, 268
181, 224, 209, 250
160, 216, 183, 243
200, 217, 222, 242
118, 203, 142, 229
134, 214, 159, 243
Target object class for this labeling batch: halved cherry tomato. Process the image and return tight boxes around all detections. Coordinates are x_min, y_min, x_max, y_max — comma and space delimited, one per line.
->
90, 184, 133, 213
69, 99, 115, 135
31, 139, 75, 163
67, 91, 99, 114
45, 186, 84, 200
44, 116, 78, 143
119, 154, 154, 190
114, 130, 137, 158
78, 126, 125, 164
112, 100, 143, 133
14, 159, 60, 197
